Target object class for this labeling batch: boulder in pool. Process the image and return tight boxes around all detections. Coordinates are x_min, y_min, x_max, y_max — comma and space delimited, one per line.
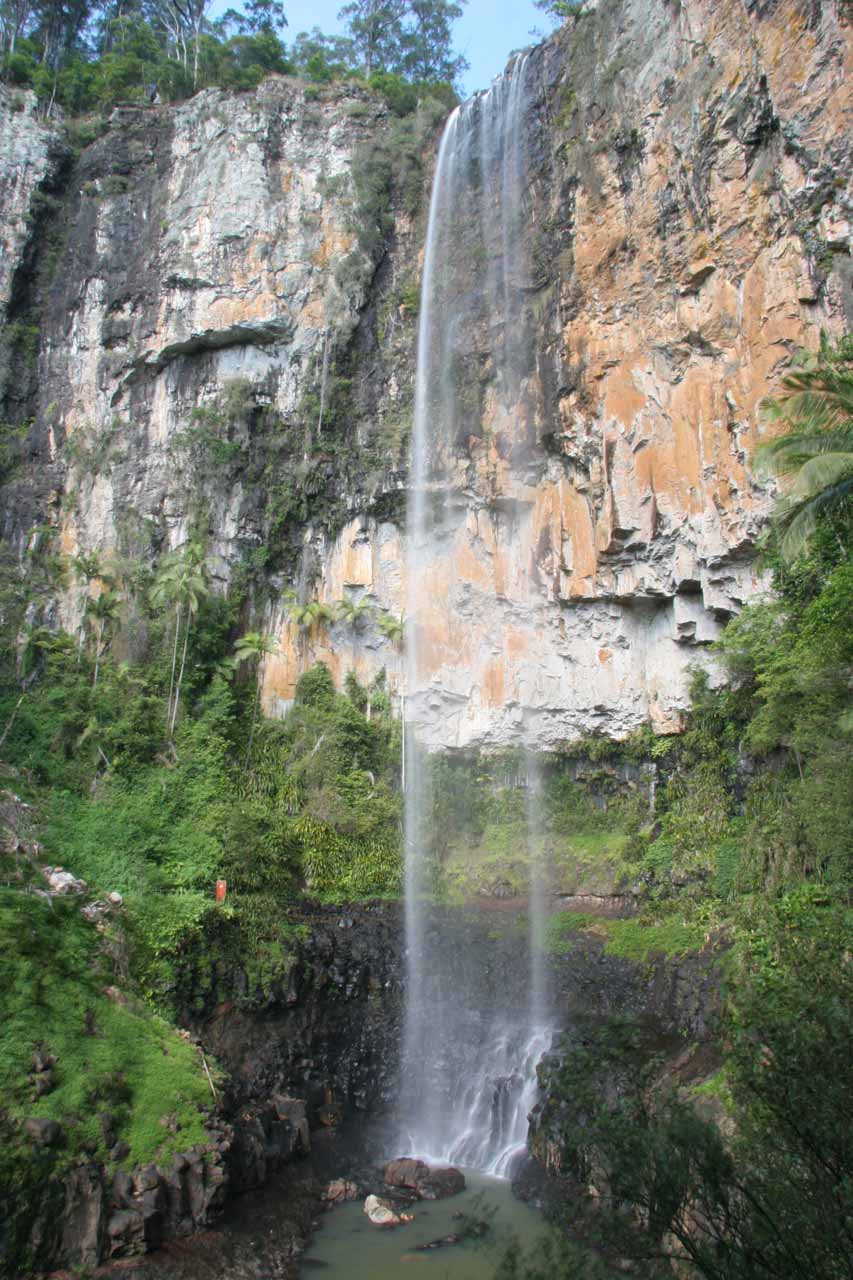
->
418, 1166, 466, 1200
383, 1158, 465, 1200
384, 1157, 430, 1189
363, 1194, 413, 1228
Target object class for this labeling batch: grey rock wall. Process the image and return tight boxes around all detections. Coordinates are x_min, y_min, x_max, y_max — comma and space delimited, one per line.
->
0, 86, 60, 319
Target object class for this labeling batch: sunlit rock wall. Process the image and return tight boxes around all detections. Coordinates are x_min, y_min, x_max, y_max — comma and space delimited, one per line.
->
0, 0, 851, 747
0, 77, 420, 614
397, 0, 852, 746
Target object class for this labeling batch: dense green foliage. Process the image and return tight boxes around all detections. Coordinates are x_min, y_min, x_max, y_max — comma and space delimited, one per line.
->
509, 893, 853, 1280
0, 625, 403, 982
544, 910, 706, 962
0, 536, 403, 1268
0, 883, 214, 1275
0, 893, 213, 1159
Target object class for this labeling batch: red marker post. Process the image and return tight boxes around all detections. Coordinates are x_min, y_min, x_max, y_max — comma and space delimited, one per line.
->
215, 879, 227, 904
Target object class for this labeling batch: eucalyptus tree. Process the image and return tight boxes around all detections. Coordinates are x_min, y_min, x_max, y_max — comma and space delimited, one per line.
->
338, 0, 406, 75
757, 339, 853, 559
33, 0, 93, 68
0, 0, 34, 55
402, 0, 467, 87
146, 0, 210, 83
233, 630, 279, 765
289, 25, 354, 79
533, 0, 581, 19
151, 542, 208, 736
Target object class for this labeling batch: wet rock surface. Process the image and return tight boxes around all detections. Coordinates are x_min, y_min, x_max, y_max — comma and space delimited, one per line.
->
101, 1162, 319, 1280
322, 1177, 359, 1207
182, 903, 405, 1121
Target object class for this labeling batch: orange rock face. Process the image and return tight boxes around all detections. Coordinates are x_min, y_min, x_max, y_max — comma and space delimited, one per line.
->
4, 2, 850, 749
396, 0, 852, 748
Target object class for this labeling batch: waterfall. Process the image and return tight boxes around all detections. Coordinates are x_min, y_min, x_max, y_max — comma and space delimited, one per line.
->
401, 54, 550, 1177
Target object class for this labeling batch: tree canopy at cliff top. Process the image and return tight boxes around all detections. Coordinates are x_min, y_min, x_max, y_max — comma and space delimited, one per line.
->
0, 0, 468, 114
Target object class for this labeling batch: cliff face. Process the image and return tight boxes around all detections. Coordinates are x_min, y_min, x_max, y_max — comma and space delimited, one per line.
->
401, 0, 853, 749
1, 0, 851, 748
0, 87, 61, 318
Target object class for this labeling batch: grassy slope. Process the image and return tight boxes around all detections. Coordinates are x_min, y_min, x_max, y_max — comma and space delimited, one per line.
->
0, 886, 213, 1169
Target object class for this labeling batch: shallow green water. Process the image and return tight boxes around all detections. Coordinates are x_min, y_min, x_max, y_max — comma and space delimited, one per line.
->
301, 1170, 546, 1279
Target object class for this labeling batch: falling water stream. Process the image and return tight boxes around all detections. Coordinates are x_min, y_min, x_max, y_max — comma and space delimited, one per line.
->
401, 54, 551, 1178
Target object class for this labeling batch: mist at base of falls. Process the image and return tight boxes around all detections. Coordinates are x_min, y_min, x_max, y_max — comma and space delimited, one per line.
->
399, 897, 553, 1178
401, 51, 551, 1175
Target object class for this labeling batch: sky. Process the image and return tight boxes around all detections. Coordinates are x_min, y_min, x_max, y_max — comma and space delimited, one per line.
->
275, 1, 556, 98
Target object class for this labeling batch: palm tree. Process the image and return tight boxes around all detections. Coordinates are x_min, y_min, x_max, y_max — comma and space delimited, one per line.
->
375, 610, 404, 647
88, 590, 121, 688
335, 596, 377, 710
288, 599, 336, 630
233, 631, 280, 766
286, 596, 337, 661
151, 543, 209, 736
756, 341, 853, 559
335, 596, 376, 629
375, 610, 406, 783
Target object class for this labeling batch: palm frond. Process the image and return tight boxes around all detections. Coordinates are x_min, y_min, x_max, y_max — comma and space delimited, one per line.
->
785, 453, 853, 502
234, 632, 279, 664
754, 428, 853, 477
776, 475, 853, 559
757, 343, 853, 559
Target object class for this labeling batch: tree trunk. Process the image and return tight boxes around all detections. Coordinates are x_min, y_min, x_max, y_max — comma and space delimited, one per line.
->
170, 607, 191, 735
0, 694, 25, 752
192, 14, 200, 86
93, 628, 103, 688
167, 606, 181, 729
77, 591, 89, 661
245, 679, 261, 767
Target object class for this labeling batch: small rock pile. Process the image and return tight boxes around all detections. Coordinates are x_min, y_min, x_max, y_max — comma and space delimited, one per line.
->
357, 1157, 466, 1229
